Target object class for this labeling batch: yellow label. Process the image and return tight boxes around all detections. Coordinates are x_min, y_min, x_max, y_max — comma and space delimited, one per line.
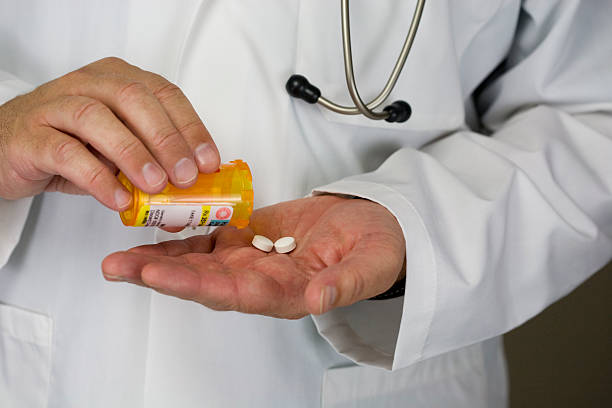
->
136, 205, 151, 227
199, 205, 212, 226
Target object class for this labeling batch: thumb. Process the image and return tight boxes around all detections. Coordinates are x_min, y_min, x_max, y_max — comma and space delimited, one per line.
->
303, 239, 405, 315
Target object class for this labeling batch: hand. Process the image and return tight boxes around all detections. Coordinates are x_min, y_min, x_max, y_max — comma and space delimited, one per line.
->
102, 195, 406, 319
0, 57, 220, 210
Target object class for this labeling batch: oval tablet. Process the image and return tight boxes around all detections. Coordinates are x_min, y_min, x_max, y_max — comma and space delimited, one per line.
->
252, 235, 274, 252
274, 236, 296, 254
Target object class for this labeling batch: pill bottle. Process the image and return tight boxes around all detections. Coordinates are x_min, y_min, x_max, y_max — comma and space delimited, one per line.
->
118, 159, 253, 228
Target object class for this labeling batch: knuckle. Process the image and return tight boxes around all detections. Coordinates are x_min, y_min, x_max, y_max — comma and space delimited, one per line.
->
84, 164, 109, 187
72, 99, 108, 123
177, 119, 206, 135
114, 138, 142, 161
60, 68, 91, 88
97, 56, 127, 67
52, 138, 82, 165
150, 125, 181, 150
65, 57, 129, 87
152, 81, 184, 102
72, 66, 93, 80
116, 81, 149, 103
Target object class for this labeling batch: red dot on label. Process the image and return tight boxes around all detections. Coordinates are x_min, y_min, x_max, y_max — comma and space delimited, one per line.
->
215, 207, 231, 220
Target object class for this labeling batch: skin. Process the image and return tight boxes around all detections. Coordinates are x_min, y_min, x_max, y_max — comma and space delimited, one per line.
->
0, 57, 221, 210
103, 195, 406, 319
0, 57, 406, 317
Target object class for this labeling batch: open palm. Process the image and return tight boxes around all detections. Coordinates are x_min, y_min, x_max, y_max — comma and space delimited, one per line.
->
102, 195, 406, 318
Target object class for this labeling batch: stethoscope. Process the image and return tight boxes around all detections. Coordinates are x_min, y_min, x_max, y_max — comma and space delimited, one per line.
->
286, 0, 425, 123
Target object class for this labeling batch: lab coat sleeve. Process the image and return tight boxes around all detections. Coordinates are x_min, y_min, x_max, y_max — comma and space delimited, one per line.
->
310, 1, 612, 370
0, 69, 34, 269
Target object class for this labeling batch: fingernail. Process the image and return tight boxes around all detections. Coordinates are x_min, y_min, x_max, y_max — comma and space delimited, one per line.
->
105, 274, 138, 284
174, 157, 198, 184
195, 143, 218, 169
114, 188, 132, 210
142, 162, 166, 187
319, 285, 337, 314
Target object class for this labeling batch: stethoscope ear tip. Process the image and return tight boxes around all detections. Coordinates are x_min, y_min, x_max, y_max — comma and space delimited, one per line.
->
383, 100, 412, 123
286, 74, 321, 104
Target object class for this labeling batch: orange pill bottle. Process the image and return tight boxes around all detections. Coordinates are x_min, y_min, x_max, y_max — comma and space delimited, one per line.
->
118, 159, 253, 228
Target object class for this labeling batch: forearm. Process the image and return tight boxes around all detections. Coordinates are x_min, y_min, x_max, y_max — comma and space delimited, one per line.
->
311, 105, 612, 369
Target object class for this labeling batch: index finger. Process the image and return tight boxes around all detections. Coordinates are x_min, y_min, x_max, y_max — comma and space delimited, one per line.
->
145, 75, 221, 173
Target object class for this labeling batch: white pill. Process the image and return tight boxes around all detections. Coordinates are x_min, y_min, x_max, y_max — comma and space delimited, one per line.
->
274, 236, 296, 254
252, 235, 274, 252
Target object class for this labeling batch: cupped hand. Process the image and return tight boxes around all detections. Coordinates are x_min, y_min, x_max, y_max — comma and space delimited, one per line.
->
0, 57, 220, 209
102, 195, 406, 319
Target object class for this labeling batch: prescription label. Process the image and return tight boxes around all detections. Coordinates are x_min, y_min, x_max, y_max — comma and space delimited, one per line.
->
135, 204, 234, 227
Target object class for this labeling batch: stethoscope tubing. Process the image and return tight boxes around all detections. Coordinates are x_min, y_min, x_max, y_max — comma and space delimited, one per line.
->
318, 0, 426, 119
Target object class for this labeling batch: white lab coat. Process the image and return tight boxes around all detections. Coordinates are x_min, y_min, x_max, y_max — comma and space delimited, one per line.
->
1, 1, 610, 407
